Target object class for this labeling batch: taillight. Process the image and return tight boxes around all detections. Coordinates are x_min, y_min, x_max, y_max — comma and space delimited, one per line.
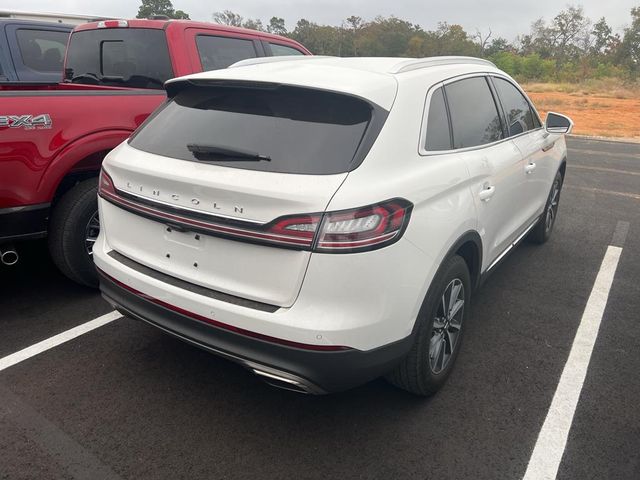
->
98, 169, 117, 200
99, 170, 411, 254
315, 199, 412, 253
263, 199, 413, 253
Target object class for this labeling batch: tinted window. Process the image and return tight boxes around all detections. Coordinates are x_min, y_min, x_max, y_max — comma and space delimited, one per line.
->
425, 87, 451, 151
445, 77, 503, 149
269, 43, 304, 56
65, 29, 172, 89
196, 36, 257, 70
16, 29, 68, 72
129, 86, 375, 175
493, 77, 536, 136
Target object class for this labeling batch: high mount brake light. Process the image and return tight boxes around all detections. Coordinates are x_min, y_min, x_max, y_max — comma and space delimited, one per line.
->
99, 169, 412, 253
97, 20, 128, 28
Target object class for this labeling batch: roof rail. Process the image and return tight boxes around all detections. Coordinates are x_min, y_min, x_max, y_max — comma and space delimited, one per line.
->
390, 56, 496, 74
230, 56, 334, 69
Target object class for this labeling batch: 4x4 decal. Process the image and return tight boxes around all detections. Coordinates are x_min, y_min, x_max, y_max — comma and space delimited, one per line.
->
0, 114, 52, 130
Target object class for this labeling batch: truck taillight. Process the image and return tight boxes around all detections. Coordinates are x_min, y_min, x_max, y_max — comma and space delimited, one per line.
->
97, 20, 128, 28
265, 199, 413, 253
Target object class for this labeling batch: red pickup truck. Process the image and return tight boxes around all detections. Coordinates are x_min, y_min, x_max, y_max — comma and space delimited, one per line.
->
0, 19, 310, 286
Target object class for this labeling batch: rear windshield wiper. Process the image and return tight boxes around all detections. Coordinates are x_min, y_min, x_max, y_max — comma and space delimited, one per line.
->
186, 144, 271, 162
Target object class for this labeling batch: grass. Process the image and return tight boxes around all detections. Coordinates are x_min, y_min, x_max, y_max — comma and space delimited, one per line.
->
522, 78, 640, 99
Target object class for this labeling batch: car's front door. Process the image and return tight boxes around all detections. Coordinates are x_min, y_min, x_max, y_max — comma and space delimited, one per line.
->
491, 76, 555, 224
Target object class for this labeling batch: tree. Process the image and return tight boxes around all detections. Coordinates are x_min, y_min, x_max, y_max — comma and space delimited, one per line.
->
267, 17, 287, 36
243, 19, 265, 31
620, 7, 640, 69
136, 0, 190, 19
213, 10, 243, 27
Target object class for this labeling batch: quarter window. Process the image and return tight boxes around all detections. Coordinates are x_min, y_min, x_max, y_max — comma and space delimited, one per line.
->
444, 77, 503, 149
269, 43, 304, 56
493, 77, 536, 136
16, 29, 68, 72
196, 36, 258, 70
425, 87, 452, 151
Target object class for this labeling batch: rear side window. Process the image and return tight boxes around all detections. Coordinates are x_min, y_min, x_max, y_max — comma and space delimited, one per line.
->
196, 36, 258, 70
269, 43, 304, 56
493, 77, 536, 136
129, 85, 376, 175
16, 29, 68, 72
425, 87, 451, 151
445, 77, 503, 149
65, 28, 173, 89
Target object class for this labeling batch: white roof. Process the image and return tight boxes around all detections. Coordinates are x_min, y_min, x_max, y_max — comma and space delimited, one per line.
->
166, 56, 496, 110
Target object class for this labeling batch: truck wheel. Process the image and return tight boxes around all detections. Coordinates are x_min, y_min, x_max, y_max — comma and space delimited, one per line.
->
48, 178, 99, 288
386, 255, 470, 396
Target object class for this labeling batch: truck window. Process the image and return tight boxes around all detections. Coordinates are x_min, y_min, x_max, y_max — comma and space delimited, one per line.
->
16, 29, 68, 72
269, 43, 304, 56
65, 28, 173, 89
196, 35, 258, 70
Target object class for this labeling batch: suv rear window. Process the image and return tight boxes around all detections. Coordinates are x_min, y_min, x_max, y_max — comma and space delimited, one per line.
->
16, 29, 68, 72
65, 28, 173, 89
129, 85, 376, 175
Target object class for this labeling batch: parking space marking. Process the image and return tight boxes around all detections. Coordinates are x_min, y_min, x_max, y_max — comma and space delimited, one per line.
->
0, 311, 121, 372
523, 225, 627, 480
568, 164, 640, 176
564, 184, 640, 201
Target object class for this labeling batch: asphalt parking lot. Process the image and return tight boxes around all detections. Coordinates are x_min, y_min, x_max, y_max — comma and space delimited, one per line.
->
1, 136, 638, 480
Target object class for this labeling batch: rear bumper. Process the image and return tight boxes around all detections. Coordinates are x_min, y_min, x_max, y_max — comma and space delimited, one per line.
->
99, 269, 415, 393
0, 203, 49, 243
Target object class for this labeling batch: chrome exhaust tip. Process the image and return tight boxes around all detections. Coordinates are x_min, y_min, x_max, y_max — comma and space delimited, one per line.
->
0, 245, 18, 266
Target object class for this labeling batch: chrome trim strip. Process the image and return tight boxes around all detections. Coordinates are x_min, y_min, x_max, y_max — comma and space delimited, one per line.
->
486, 218, 539, 272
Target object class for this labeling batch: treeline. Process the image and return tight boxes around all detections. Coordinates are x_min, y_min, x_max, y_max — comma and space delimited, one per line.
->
211, 5, 640, 83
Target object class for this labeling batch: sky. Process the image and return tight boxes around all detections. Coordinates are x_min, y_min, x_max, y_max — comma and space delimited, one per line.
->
5, 0, 638, 40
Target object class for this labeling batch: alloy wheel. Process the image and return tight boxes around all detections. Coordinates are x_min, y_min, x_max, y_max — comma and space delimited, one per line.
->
429, 278, 465, 374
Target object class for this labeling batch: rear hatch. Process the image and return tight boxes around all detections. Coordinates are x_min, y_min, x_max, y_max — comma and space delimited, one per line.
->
101, 82, 382, 307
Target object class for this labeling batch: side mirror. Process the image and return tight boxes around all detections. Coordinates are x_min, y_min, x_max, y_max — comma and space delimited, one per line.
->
545, 112, 573, 134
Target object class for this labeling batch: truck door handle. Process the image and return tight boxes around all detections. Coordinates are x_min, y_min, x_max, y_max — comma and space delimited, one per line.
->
478, 185, 496, 202
525, 162, 537, 174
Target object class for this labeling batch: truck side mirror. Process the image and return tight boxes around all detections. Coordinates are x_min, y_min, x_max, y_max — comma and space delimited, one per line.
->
545, 112, 573, 134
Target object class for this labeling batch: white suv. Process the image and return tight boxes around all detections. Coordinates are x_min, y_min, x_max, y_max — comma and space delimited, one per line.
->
94, 56, 572, 395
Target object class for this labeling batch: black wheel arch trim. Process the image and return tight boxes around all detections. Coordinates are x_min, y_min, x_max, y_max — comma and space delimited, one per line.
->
409, 230, 482, 336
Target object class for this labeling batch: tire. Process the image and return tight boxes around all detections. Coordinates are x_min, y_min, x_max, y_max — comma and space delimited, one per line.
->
386, 254, 471, 396
529, 170, 563, 244
48, 178, 100, 288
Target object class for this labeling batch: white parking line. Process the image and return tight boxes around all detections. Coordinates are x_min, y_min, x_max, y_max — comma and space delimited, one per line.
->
523, 241, 625, 480
0, 311, 121, 372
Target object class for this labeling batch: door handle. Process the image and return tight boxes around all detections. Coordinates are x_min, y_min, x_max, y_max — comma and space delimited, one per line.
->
525, 162, 537, 174
478, 185, 496, 202
542, 141, 555, 152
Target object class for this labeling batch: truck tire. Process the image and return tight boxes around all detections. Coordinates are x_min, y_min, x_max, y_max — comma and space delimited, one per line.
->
48, 178, 99, 288
386, 255, 470, 396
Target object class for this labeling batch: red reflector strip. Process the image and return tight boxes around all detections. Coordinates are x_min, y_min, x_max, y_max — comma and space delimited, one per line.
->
98, 268, 352, 352
99, 189, 312, 248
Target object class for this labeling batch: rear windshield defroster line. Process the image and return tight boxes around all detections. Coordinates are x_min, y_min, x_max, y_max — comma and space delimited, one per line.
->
128, 84, 388, 175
